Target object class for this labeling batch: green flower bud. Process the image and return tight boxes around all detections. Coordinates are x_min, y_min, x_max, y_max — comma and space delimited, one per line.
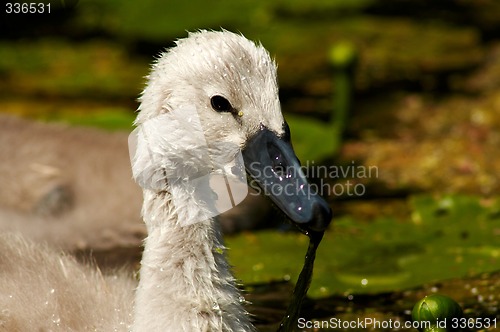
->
329, 42, 358, 69
412, 294, 463, 331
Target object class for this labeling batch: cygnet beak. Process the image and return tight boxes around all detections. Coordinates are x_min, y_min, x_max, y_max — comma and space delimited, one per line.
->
242, 123, 332, 232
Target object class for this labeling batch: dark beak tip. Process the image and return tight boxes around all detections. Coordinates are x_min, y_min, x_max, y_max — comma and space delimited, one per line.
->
308, 201, 332, 232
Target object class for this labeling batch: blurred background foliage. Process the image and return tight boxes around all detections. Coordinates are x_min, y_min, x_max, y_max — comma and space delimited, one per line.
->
2, 0, 499, 124
1, 0, 499, 328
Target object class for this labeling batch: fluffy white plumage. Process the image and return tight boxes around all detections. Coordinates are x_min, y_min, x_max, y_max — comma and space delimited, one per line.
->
0, 30, 285, 331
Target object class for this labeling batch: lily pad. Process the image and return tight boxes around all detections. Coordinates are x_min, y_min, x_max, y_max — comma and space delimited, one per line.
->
226, 194, 500, 298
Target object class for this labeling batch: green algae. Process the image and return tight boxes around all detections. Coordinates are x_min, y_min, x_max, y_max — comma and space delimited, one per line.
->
226, 194, 500, 298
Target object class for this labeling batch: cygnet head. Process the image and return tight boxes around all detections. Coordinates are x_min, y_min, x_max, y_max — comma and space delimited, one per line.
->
134, 30, 331, 232
136, 30, 283, 145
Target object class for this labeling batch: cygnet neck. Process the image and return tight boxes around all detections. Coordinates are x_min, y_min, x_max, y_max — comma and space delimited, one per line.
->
132, 189, 255, 332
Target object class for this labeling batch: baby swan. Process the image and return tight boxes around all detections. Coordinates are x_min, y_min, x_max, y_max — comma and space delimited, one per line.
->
0, 30, 331, 332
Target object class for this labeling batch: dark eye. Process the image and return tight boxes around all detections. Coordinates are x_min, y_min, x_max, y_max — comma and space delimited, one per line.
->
210, 95, 233, 112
